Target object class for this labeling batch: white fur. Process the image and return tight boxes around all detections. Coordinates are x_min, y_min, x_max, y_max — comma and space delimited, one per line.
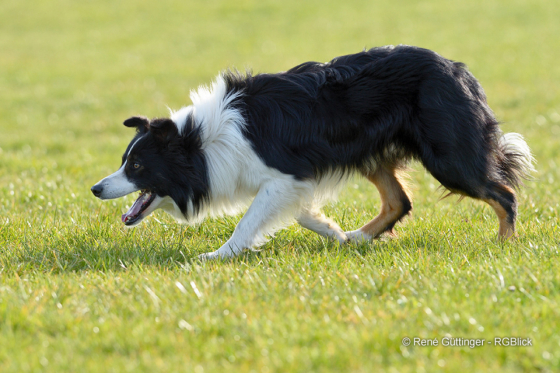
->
169, 106, 193, 135
93, 163, 138, 199
345, 229, 373, 242
169, 76, 261, 223
297, 208, 347, 244
500, 133, 536, 176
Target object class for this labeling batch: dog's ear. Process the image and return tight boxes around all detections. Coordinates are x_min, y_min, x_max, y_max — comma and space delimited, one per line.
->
149, 118, 178, 144
123, 116, 150, 133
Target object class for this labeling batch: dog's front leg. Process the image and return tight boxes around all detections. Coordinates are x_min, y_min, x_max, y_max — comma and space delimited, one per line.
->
199, 179, 302, 260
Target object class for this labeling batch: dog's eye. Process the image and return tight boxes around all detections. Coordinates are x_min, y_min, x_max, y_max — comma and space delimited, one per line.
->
133, 162, 140, 169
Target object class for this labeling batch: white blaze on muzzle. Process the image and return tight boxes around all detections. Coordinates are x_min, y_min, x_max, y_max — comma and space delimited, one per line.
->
92, 162, 139, 200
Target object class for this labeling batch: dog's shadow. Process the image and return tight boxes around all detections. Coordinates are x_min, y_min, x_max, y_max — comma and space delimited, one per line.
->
8, 223, 410, 273
7, 209, 507, 273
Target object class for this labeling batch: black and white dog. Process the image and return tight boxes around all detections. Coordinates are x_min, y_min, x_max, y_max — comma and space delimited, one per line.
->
91, 45, 534, 259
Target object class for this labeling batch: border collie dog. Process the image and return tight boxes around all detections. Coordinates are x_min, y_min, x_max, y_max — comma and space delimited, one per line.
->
91, 45, 534, 259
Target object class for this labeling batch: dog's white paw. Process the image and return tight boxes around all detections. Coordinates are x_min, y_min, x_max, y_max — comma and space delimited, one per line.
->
344, 230, 372, 243
198, 251, 225, 261
198, 247, 241, 261
333, 231, 349, 245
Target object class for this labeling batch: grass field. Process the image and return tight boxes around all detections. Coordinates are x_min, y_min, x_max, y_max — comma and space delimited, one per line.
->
1, 0, 560, 371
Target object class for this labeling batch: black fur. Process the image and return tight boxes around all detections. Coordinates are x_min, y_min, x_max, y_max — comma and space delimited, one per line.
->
223, 45, 518, 206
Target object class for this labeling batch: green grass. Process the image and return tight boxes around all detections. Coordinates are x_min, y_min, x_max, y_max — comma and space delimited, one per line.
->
1, 0, 560, 371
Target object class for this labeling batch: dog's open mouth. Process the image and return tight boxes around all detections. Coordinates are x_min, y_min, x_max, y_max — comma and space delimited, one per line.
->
122, 190, 156, 225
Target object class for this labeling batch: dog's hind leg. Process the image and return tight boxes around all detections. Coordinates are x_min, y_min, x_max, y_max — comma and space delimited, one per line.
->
297, 208, 347, 244
422, 157, 519, 239
345, 166, 412, 242
199, 178, 305, 260
483, 182, 518, 239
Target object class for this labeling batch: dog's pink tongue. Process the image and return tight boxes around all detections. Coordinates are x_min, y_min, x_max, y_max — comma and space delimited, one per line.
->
121, 195, 145, 223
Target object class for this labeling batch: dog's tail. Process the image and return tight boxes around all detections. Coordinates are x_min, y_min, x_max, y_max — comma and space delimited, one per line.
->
497, 132, 535, 189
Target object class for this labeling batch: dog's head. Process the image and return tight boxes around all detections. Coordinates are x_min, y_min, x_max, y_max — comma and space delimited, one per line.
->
91, 115, 208, 226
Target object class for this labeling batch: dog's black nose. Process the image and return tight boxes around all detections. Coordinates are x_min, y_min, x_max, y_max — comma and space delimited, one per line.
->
91, 184, 103, 197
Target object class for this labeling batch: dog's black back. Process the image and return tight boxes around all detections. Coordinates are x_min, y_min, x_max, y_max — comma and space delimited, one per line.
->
223, 46, 505, 196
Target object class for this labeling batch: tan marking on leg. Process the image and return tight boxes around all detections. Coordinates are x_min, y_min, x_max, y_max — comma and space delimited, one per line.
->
484, 198, 515, 240
357, 167, 412, 238
500, 184, 516, 195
